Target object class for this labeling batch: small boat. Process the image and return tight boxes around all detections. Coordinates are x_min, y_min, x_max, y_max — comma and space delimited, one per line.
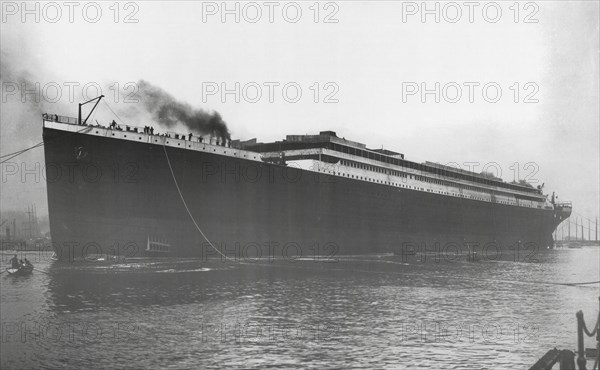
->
6, 265, 34, 276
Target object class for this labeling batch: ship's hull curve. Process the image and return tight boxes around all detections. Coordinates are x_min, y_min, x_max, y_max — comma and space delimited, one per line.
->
43, 127, 568, 262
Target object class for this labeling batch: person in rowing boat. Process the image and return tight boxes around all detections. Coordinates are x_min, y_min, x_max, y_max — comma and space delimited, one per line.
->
10, 254, 19, 269
24, 258, 32, 267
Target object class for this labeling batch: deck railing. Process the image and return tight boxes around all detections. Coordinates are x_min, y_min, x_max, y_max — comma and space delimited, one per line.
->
43, 113, 78, 125
42, 113, 230, 146
556, 202, 573, 208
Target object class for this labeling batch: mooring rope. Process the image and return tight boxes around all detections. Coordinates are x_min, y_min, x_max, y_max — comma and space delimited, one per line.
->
102, 99, 128, 127
1, 97, 119, 164
0, 141, 44, 158
161, 142, 234, 262
558, 281, 600, 286
581, 312, 599, 337
0, 125, 91, 164
0, 142, 44, 163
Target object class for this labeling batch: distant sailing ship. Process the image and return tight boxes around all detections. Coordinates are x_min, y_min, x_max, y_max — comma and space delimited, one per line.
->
42, 101, 572, 261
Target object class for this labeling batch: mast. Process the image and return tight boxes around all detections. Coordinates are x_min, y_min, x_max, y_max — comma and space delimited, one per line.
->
78, 95, 105, 125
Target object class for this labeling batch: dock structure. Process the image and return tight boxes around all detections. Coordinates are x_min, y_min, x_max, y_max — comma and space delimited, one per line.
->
555, 214, 600, 245
530, 298, 600, 370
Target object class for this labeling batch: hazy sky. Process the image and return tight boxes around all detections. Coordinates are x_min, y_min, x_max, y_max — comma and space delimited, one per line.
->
1, 1, 598, 226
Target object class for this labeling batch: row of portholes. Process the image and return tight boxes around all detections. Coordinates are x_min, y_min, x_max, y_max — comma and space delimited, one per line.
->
322, 168, 452, 192
339, 160, 535, 201
317, 168, 538, 208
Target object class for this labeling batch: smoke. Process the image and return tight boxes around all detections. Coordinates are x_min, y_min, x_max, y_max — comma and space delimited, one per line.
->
0, 51, 53, 218
0, 51, 46, 144
135, 80, 230, 141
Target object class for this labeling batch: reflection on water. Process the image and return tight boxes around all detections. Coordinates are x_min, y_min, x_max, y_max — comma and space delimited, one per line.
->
1, 247, 599, 369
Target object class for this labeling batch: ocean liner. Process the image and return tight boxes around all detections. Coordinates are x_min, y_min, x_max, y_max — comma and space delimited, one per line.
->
42, 106, 572, 262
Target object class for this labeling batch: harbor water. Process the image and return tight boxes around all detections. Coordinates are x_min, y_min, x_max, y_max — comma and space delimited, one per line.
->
1, 246, 599, 369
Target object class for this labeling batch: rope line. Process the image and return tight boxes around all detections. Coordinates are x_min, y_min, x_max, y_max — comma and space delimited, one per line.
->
581, 312, 599, 337
161, 142, 234, 262
0, 143, 41, 158
559, 281, 600, 286
103, 100, 128, 126
0, 142, 44, 163
0, 125, 91, 165
571, 211, 599, 224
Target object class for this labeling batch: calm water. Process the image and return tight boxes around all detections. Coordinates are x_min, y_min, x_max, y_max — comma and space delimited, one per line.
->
1, 247, 598, 369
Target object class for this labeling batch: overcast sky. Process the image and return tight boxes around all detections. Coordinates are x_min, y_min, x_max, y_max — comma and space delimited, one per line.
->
1, 1, 598, 226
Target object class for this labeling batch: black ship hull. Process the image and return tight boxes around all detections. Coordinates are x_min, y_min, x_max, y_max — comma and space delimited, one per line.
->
43, 127, 568, 262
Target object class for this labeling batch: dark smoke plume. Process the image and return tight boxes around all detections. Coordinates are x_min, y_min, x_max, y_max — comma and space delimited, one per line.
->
136, 80, 230, 141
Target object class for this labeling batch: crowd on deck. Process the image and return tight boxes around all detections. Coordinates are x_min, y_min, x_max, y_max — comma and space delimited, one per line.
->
43, 113, 230, 147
